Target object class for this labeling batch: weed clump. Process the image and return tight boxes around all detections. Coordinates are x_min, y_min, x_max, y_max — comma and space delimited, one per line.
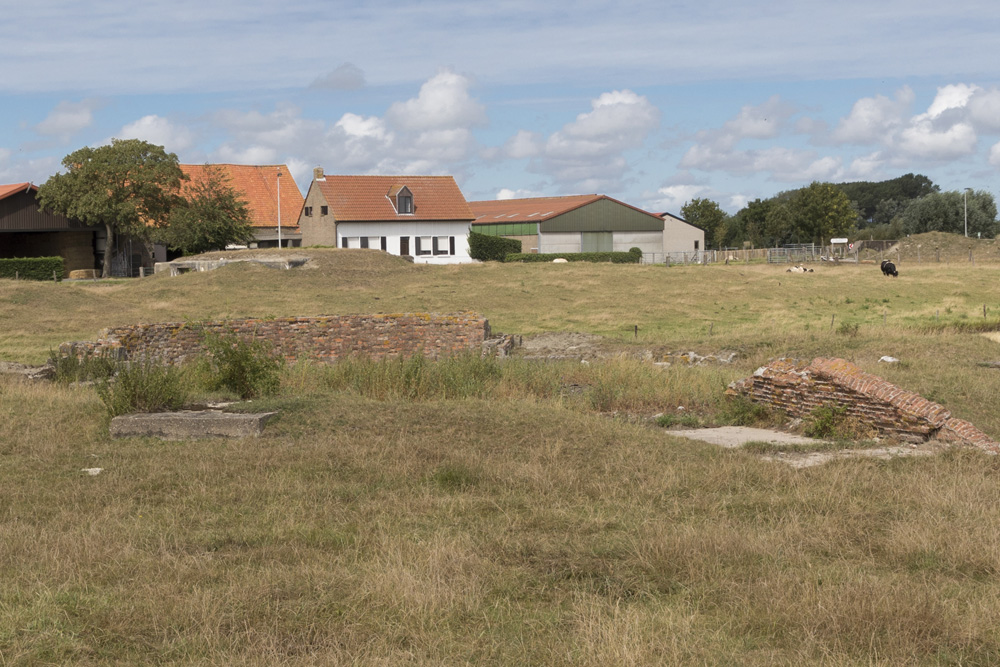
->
96, 358, 189, 417
52, 350, 116, 384
200, 332, 283, 400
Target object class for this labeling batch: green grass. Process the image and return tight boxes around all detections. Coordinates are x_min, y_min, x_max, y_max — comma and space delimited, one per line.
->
4, 242, 1000, 663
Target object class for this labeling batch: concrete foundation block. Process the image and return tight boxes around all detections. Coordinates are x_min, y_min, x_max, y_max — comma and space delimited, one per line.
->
110, 410, 278, 440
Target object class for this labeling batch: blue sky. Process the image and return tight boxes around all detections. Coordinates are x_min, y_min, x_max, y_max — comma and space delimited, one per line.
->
2, 0, 999, 213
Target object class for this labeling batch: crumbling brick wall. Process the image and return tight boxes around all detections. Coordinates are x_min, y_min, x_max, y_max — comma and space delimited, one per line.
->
727, 358, 997, 452
60, 312, 490, 365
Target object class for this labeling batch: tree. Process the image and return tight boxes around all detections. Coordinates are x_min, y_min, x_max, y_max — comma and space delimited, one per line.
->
37, 139, 184, 277
156, 166, 255, 255
791, 182, 858, 245
681, 198, 728, 249
900, 190, 999, 238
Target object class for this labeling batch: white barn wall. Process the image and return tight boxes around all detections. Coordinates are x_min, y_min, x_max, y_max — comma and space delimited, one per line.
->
613, 231, 661, 253
663, 215, 704, 254
538, 231, 580, 254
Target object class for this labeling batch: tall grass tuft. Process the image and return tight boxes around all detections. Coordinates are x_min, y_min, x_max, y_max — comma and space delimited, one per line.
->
96, 358, 189, 417
322, 352, 502, 400
51, 350, 117, 384
200, 331, 283, 400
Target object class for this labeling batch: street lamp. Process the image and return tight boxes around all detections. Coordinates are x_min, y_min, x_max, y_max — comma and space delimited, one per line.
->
277, 170, 283, 248
964, 187, 972, 238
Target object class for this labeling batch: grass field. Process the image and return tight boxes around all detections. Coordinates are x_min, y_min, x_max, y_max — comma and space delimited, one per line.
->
4, 237, 1000, 663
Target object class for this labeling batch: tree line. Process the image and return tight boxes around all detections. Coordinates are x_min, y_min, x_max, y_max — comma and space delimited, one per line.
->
37, 139, 255, 278
681, 174, 999, 250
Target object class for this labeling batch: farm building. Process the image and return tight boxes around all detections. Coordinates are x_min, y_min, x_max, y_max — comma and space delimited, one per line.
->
0, 182, 100, 276
468, 194, 701, 260
298, 169, 475, 264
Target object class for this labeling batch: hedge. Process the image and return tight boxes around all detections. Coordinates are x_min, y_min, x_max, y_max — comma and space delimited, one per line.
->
0, 257, 65, 281
468, 232, 522, 261
505, 249, 641, 264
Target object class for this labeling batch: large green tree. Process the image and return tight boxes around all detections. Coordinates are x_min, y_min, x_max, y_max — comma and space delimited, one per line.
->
791, 181, 858, 245
900, 190, 998, 238
681, 198, 728, 249
37, 139, 184, 277
155, 166, 255, 255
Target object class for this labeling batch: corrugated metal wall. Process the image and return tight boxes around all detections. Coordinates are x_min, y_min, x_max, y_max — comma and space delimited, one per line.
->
0, 190, 88, 231
541, 199, 663, 233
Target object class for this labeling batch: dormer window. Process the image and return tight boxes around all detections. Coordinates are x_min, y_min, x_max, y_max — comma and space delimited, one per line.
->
398, 193, 413, 214
388, 185, 414, 215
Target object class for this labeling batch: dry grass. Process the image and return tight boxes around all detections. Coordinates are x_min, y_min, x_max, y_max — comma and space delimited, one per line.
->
4, 239, 1000, 663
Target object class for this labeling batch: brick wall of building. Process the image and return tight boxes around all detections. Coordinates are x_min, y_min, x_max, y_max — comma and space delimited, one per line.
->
61, 313, 490, 365
727, 358, 998, 452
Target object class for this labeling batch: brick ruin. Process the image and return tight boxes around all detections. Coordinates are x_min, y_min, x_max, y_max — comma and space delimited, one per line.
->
60, 312, 492, 365
727, 358, 998, 452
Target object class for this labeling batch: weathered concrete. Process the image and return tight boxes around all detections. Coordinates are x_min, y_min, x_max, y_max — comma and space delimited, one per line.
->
0, 361, 55, 381
109, 410, 278, 440
153, 256, 309, 276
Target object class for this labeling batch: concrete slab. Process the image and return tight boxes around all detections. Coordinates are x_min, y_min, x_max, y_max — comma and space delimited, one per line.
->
668, 426, 826, 449
667, 426, 941, 468
110, 410, 278, 440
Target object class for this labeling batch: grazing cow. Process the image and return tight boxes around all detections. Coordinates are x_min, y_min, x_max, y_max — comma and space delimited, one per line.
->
880, 260, 898, 277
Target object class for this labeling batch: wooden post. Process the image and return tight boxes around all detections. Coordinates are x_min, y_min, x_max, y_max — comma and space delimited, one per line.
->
830, 314, 836, 330
709, 322, 714, 336
53, 270, 57, 282
634, 324, 638, 339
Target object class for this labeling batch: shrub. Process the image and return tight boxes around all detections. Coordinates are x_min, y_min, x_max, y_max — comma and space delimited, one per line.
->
96, 359, 189, 417
719, 395, 774, 426
201, 332, 283, 400
52, 350, 116, 384
505, 251, 641, 264
468, 232, 522, 262
0, 257, 65, 281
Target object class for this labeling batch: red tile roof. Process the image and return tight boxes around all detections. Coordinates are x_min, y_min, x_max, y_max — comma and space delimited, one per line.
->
468, 194, 622, 224
314, 175, 473, 222
180, 164, 304, 231
0, 182, 36, 202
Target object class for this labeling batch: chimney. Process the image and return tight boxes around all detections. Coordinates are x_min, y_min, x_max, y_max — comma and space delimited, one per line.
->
313, 167, 325, 180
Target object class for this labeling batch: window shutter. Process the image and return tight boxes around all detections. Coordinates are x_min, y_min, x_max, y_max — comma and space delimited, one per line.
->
341, 237, 348, 249
432, 237, 439, 254
415, 237, 422, 254
449, 237, 455, 255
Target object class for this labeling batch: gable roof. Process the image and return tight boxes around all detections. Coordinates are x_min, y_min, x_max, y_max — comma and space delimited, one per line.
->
313, 175, 473, 222
468, 194, 664, 226
179, 164, 304, 231
0, 182, 36, 202
468, 194, 601, 223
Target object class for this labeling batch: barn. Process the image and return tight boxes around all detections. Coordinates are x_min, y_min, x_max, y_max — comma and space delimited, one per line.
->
469, 194, 702, 261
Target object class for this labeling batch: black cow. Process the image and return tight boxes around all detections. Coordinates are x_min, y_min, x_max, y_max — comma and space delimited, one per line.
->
880, 260, 898, 277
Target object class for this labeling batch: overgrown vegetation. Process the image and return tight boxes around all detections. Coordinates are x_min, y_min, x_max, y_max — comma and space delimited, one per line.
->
95, 358, 189, 417
6, 248, 1000, 663
199, 331, 283, 399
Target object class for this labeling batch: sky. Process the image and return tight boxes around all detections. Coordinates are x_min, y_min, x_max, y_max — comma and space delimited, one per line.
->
2, 0, 999, 214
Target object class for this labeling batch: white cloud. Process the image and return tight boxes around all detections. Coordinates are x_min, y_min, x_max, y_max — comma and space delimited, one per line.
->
895, 121, 977, 160
519, 89, 659, 192
650, 184, 710, 212
34, 99, 100, 140
504, 130, 541, 159
119, 114, 195, 152
309, 63, 366, 91
831, 86, 913, 144
386, 69, 486, 133
922, 83, 980, 119
496, 187, 546, 200
968, 88, 1000, 133
989, 141, 1000, 168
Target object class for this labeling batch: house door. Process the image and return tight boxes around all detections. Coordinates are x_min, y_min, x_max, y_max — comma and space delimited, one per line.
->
400, 236, 410, 256
581, 232, 612, 252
